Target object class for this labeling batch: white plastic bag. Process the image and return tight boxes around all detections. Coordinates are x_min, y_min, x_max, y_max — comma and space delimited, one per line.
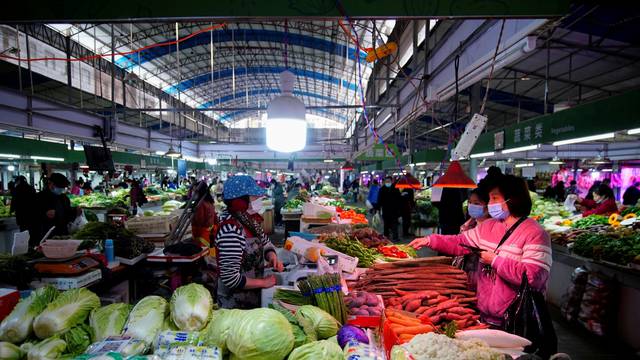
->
564, 194, 577, 213
68, 212, 88, 233
371, 212, 383, 233
365, 200, 373, 210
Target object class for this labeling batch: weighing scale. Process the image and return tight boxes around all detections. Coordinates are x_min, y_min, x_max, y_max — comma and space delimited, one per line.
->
34, 255, 101, 275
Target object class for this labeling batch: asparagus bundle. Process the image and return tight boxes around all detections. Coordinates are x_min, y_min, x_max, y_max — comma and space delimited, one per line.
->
297, 273, 348, 324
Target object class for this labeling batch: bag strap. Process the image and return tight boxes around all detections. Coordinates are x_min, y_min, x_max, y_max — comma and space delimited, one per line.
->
495, 216, 527, 252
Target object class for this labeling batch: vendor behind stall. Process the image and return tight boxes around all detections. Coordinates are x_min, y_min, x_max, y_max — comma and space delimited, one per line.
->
215, 175, 283, 309
577, 184, 618, 217
192, 184, 217, 248
35, 173, 82, 242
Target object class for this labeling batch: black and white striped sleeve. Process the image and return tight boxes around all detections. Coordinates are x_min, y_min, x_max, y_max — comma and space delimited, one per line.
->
216, 223, 246, 290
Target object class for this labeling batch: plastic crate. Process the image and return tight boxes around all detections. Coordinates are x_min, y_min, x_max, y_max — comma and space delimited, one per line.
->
125, 212, 180, 234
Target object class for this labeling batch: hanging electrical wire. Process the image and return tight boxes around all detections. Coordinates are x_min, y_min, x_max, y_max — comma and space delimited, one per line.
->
479, 19, 506, 115
0, 23, 227, 63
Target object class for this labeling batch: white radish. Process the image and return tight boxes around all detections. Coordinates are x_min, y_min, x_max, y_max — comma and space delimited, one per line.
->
456, 329, 531, 348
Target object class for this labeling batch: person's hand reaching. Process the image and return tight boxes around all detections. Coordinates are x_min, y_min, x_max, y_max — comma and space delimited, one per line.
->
409, 236, 431, 250
479, 251, 497, 265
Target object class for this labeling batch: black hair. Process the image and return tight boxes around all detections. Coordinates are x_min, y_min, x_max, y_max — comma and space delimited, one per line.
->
384, 176, 393, 181
470, 186, 489, 204
634, 182, 640, 187
492, 175, 532, 217
570, 180, 576, 185
595, 184, 614, 199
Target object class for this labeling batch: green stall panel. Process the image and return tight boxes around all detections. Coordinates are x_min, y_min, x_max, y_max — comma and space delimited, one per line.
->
472, 90, 640, 154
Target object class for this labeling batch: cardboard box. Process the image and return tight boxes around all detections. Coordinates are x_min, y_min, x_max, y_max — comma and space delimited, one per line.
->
40, 269, 102, 290
0, 289, 19, 321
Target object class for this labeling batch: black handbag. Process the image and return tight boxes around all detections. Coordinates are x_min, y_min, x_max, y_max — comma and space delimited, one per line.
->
504, 273, 558, 359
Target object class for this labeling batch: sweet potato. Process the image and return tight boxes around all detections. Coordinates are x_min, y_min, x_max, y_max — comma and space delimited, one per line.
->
404, 299, 422, 313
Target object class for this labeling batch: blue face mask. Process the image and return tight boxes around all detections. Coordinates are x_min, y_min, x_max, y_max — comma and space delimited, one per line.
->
385, 183, 392, 188
468, 204, 486, 219
52, 187, 65, 195
488, 201, 509, 220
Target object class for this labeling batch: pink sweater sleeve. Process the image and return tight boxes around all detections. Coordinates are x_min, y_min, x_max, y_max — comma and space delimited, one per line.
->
491, 226, 552, 290
428, 226, 484, 256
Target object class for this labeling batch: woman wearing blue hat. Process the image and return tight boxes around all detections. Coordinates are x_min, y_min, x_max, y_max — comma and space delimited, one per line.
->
215, 175, 284, 309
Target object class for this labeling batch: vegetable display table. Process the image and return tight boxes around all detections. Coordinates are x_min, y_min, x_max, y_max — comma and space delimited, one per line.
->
548, 243, 640, 350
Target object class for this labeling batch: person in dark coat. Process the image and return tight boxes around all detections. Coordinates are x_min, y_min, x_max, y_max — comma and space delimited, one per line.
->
376, 176, 402, 240
435, 188, 467, 235
553, 181, 566, 202
400, 188, 415, 237
35, 173, 81, 245
623, 182, 640, 206
271, 179, 286, 226
10, 176, 36, 236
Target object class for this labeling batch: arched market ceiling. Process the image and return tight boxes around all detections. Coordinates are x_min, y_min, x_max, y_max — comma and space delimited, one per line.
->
52, 20, 396, 130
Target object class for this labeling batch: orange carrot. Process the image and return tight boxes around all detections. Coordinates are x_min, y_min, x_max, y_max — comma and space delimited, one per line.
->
398, 334, 415, 341
387, 316, 421, 327
393, 324, 436, 335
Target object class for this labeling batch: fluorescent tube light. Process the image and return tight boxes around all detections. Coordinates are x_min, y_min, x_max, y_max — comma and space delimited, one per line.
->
415, 162, 427, 166
602, 168, 613, 172
0, 153, 20, 159
470, 152, 495, 158
323, 159, 334, 163
549, 161, 564, 165
627, 128, 640, 135
552, 133, 614, 146
30, 156, 64, 162
515, 163, 534, 168
501, 144, 539, 154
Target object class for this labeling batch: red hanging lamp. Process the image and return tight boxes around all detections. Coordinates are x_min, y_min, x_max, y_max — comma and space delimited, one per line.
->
341, 160, 354, 171
395, 172, 422, 189
432, 160, 476, 189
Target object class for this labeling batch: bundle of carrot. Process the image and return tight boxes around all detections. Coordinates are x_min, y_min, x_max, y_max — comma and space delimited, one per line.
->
385, 289, 488, 331
350, 258, 475, 300
385, 308, 436, 344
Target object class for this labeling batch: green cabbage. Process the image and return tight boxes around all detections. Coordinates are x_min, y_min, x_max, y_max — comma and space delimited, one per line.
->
295, 305, 340, 339
0, 341, 25, 360
169, 284, 213, 331
0, 286, 59, 343
61, 324, 93, 356
33, 288, 100, 339
287, 339, 343, 360
161, 316, 178, 332
27, 337, 66, 360
90, 303, 132, 342
226, 308, 294, 360
123, 296, 168, 344
199, 309, 242, 353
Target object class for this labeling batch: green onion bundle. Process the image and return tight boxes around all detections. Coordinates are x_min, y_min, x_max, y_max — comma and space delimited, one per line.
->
297, 273, 348, 324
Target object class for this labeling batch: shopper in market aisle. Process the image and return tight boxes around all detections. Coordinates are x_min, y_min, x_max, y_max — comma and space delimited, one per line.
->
553, 181, 566, 202
271, 178, 285, 226
400, 187, 415, 237
622, 181, 640, 206
215, 175, 283, 309
435, 188, 467, 235
10, 176, 37, 243
566, 180, 579, 196
459, 186, 491, 232
366, 179, 380, 212
410, 175, 552, 329
35, 173, 82, 242
585, 180, 601, 201
577, 184, 619, 217
214, 179, 224, 201
376, 176, 401, 240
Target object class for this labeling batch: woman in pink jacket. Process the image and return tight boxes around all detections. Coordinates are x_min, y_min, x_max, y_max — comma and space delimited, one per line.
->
410, 175, 552, 328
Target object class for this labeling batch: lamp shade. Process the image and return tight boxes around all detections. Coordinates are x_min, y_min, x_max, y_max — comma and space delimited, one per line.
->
395, 173, 422, 189
266, 71, 307, 153
165, 145, 181, 158
432, 160, 476, 188
341, 161, 354, 171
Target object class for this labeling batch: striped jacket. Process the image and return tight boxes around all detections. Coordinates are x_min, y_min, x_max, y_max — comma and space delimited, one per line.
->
429, 217, 552, 324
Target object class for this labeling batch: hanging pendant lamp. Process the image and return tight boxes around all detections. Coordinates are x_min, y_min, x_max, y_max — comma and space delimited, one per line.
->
432, 160, 476, 188
265, 71, 307, 153
395, 172, 422, 189
165, 145, 181, 158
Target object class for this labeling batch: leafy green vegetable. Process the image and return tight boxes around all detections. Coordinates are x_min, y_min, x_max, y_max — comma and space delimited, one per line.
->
319, 233, 378, 267
123, 296, 168, 344
27, 337, 66, 360
0, 341, 25, 360
33, 288, 100, 339
226, 308, 294, 360
170, 283, 213, 331
444, 321, 457, 338
73, 222, 154, 259
0, 286, 59, 343
287, 339, 343, 360
89, 303, 132, 342
572, 215, 609, 229
295, 305, 340, 340
61, 324, 93, 356
268, 303, 308, 348
199, 309, 242, 353
272, 288, 310, 306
